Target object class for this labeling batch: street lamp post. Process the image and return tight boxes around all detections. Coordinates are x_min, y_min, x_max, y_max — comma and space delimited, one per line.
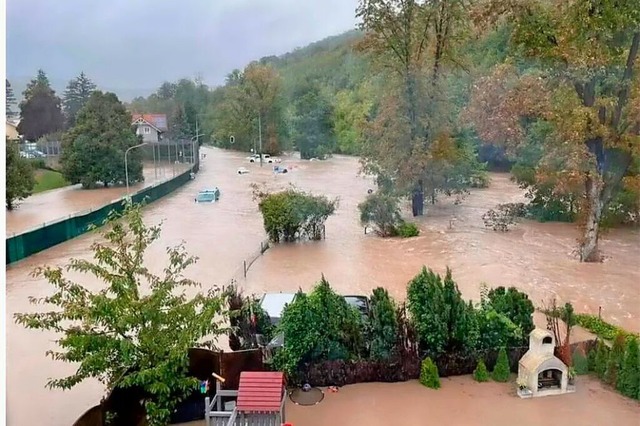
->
125, 142, 148, 196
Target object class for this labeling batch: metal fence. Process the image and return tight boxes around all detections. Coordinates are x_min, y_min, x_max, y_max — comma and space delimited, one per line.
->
224, 240, 271, 290
6, 168, 194, 265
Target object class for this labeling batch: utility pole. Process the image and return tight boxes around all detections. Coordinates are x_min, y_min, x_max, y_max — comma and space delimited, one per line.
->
258, 113, 263, 167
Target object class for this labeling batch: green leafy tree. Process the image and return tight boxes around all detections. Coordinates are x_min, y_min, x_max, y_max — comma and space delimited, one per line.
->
272, 291, 316, 376
468, 1, 640, 261
572, 347, 589, 375
61, 91, 143, 188
17, 69, 64, 141
419, 357, 441, 389
492, 347, 511, 382
587, 346, 597, 372
168, 104, 192, 140
291, 80, 335, 159
618, 337, 640, 399
358, 192, 402, 237
485, 286, 535, 344
368, 287, 398, 359
14, 203, 228, 425
62, 72, 97, 128
407, 267, 476, 355
605, 333, 627, 387
473, 359, 489, 382
6, 141, 35, 210
6, 79, 17, 118
595, 340, 610, 379
475, 309, 522, 350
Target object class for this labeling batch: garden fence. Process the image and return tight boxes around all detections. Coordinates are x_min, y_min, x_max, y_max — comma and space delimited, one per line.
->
223, 239, 271, 289
6, 168, 194, 265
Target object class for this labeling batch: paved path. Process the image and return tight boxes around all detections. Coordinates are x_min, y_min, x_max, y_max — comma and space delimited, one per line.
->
6, 162, 191, 235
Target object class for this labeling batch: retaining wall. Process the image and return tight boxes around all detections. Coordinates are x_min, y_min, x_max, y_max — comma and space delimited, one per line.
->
6, 168, 193, 265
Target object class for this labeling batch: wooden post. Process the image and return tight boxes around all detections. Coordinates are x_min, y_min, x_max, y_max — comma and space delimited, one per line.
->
243, 260, 247, 278
598, 306, 602, 319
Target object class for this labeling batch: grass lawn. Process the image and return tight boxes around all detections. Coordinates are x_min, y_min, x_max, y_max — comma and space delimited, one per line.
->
33, 169, 70, 193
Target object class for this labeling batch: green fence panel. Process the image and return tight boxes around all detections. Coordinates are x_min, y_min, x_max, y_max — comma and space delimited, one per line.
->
6, 169, 193, 265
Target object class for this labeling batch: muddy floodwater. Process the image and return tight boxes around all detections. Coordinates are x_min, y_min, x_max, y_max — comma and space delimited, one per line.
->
6, 147, 640, 425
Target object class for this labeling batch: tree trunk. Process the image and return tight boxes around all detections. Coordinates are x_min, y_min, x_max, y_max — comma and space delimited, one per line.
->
579, 174, 604, 262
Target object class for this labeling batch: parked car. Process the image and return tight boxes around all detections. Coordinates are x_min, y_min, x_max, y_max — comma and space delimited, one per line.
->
237, 167, 250, 175
194, 188, 220, 203
248, 154, 281, 164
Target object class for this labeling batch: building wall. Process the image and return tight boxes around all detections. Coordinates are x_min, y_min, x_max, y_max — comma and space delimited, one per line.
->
136, 124, 160, 143
6, 123, 19, 140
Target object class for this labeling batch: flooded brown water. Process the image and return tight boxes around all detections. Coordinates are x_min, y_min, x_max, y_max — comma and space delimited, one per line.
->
5, 147, 639, 425
6, 161, 190, 235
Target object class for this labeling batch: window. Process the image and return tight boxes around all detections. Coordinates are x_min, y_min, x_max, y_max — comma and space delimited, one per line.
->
144, 126, 151, 134
543, 336, 552, 345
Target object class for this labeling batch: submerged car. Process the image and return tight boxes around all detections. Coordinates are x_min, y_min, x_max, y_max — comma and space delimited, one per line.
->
237, 167, 250, 175
194, 188, 220, 203
273, 165, 288, 174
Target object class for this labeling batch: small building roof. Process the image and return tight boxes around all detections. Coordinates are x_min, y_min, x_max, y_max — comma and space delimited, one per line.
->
519, 351, 567, 374
236, 371, 285, 413
131, 113, 168, 131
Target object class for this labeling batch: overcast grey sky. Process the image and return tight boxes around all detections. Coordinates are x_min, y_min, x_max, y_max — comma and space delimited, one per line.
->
7, 0, 359, 99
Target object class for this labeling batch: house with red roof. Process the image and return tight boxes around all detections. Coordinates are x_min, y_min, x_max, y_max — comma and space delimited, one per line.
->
131, 113, 168, 143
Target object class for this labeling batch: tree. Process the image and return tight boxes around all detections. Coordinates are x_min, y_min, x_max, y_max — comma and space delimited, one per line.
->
291, 80, 335, 159
407, 267, 476, 355
468, 1, 640, 261
485, 286, 535, 344
168, 104, 192, 140
14, 203, 228, 425
473, 359, 489, 382
357, 0, 477, 216
61, 91, 143, 188
605, 333, 627, 387
419, 357, 441, 389
358, 192, 402, 237
618, 337, 640, 399
17, 69, 64, 141
369, 287, 399, 359
62, 72, 97, 128
492, 347, 510, 382
6, 142, 35, 210
6, 79, 17, 118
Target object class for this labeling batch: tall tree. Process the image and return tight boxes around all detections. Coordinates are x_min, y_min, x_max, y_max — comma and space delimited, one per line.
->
357, 0, 477, 216
6, 141, 35, 210
62, 72, 97, 128
61, 91, 143, 188
291, 80, 335, 159
168, 104, 192, 140
467, 0, 640, 261
6, 79, 17, 118
17, 70, 64, 141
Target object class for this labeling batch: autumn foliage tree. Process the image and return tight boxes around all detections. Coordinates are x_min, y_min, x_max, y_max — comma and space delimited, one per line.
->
357, 0, 483, 216
466, 0, 640, 262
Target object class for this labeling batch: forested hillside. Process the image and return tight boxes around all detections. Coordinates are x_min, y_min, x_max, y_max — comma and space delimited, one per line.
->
128, 0, 640, 262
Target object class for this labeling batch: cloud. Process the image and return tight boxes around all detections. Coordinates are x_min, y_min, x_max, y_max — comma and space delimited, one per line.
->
6, 0, 359, 98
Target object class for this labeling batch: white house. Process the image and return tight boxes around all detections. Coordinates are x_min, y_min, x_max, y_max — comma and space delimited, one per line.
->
131, 113, 168, 143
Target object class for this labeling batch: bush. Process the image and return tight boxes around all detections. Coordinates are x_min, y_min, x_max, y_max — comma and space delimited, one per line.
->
407, 267, 477, 355
473, 359, 489, 382
575, 314, 638, 341
572, 347, 589, 375
397, 221, 420, 238
595, 340, 610, 379
482, 203, 527, 231
618, 337, 640, 399
368, 288, 398, 360
587, 347, 597, 372
492, 348, 511, 382
358, 192, 402, 237
605, 333, 627, 386
254, 187, 338, 242
484, 286, 535, 343
420, 357, 441, 389
475, 309, 522, 349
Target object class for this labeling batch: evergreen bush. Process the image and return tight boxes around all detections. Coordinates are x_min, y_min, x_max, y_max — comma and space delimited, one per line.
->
419, 357, 441, 389
572, 347, 589, 375
473, 359, 489, 382
397, 221, 420, 238
595, 340, 609, 379
368, 287, 398, 360
492, 347, 511, 382
587, 346, 597, 372
605, 333, 626, 386
618, 337, 640, 399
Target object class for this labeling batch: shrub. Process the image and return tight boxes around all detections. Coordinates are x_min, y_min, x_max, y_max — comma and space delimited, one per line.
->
397, 222, 420, 238
482, 203, 527, 231
587, 347, 597, 372
484, 286, 535, 343
368, 288, 398, 360
254, 187, 338, 242
492, 348, 511, 382
605, 333, 627, 386
475, 309, 522, 349
407, 267, 477, 355
595, 340, 610, 379
473, 359, 489, 382
572, 347, 589, 375
358, 192, 402, 237
575, 314, 638, 341
618, 337, 640, 399
419, 357, 441, 389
